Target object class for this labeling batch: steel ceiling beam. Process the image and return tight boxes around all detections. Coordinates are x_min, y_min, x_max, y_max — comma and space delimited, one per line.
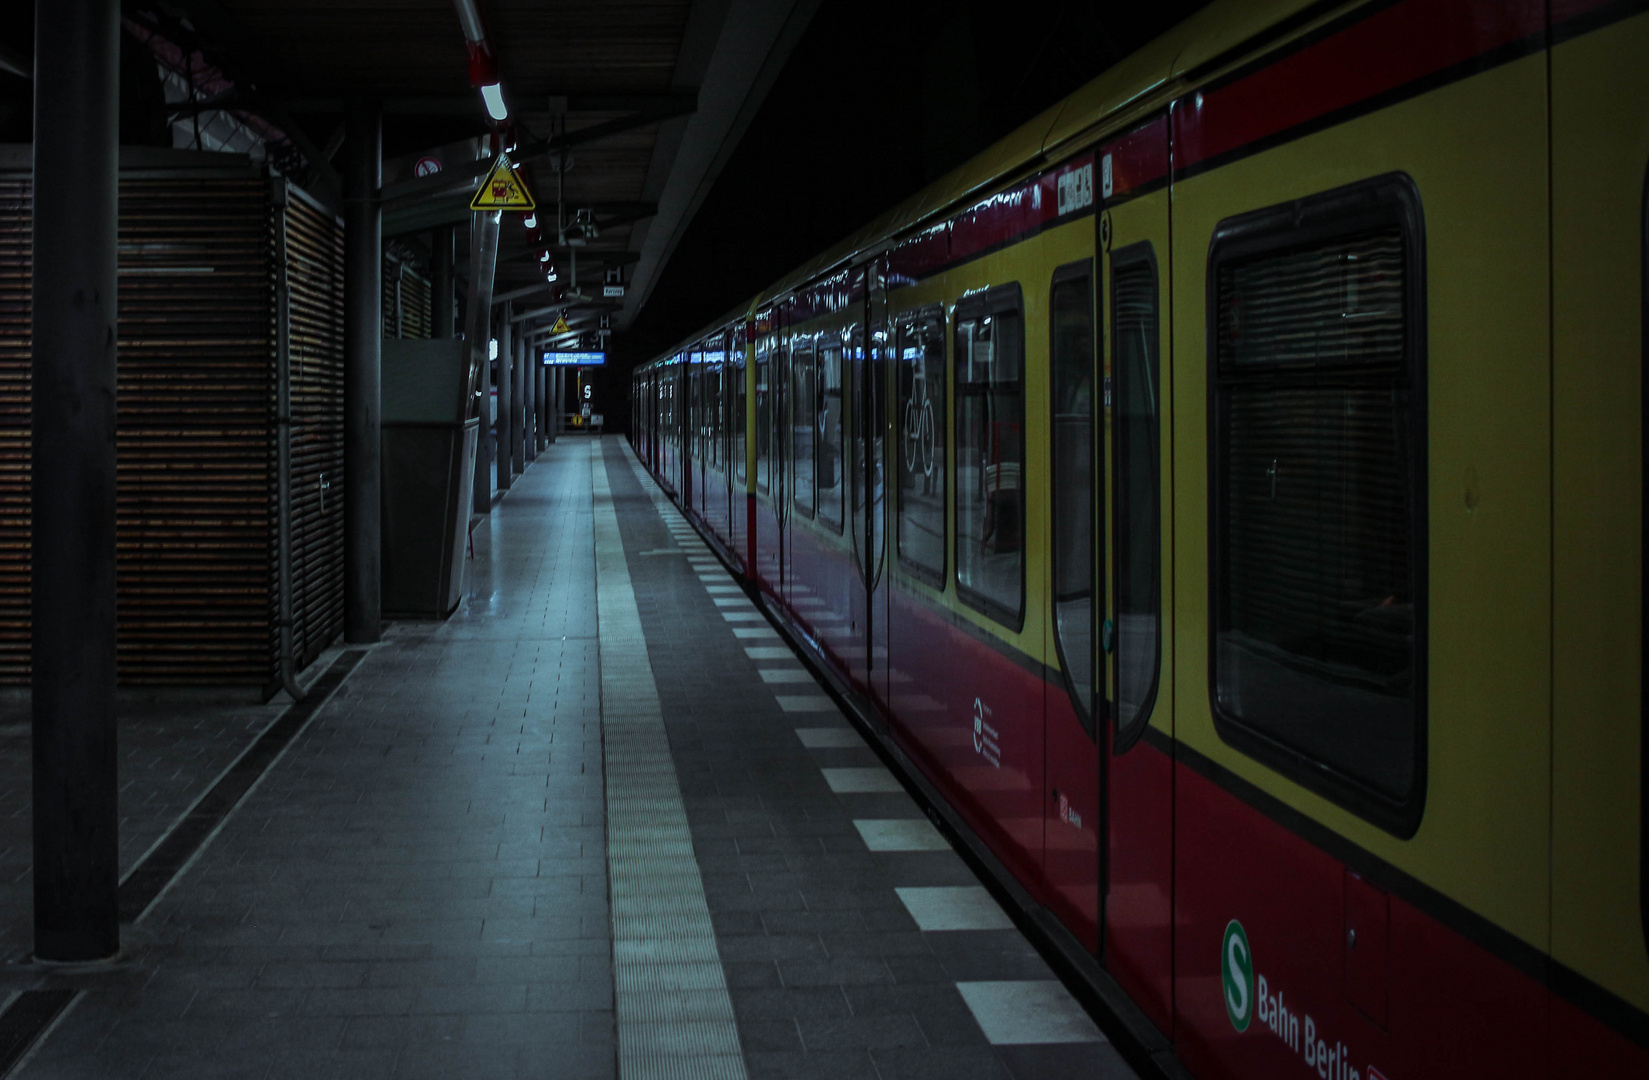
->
148, 0, 343, 202
379, 98, 696, 211
284, 92, 698, 117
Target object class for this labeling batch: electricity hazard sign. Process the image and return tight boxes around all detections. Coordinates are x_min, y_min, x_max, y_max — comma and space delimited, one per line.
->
549, 315, 572, 334
470, 153, 535, 211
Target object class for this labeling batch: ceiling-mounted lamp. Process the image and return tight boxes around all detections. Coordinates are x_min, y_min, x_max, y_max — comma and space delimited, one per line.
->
480, 82, 508, 122
452, 0, 507, 122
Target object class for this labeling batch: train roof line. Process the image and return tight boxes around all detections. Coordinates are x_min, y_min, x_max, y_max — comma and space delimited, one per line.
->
637, 0, 1340, 370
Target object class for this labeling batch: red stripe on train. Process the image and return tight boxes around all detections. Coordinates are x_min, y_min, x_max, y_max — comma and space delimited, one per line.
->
1174, 0, 1545, 172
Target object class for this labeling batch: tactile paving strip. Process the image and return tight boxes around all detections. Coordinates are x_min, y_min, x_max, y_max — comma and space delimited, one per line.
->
591, 443, 748, 1080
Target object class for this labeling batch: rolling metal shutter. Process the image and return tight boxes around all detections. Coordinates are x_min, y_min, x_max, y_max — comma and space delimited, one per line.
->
283, 187, 347, 672
0, 172, 30, 683
0, 153, 346, 687
383, 253, 433, 340
116, 171, 275, 684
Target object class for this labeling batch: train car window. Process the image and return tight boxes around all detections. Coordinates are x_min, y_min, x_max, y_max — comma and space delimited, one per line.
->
756, 348, 770, 493
1112, 243, 1162, 751
955, 284, 1026, 629
819, 343, 845, 532
1050, 264, 1097, 735
897, 308, 946, 584
792, 338, 816, 518
1209, 173, 1427, 836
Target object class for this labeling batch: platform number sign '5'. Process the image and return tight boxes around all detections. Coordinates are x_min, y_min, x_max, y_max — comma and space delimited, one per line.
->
1223, 919, 1255, 1032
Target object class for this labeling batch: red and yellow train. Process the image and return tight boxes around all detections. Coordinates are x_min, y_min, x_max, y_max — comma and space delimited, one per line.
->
628, 1, 1649, 1076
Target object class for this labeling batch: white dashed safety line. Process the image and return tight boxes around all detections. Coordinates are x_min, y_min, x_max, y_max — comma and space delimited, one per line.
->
620, 447, 1107, 1059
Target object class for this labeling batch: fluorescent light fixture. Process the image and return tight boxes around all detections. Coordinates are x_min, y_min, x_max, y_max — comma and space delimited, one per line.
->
481, 83, 507, 121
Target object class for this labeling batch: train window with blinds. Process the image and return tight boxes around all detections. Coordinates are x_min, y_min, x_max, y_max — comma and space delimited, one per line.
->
955, 284, 1026, 629
896, 308, 946, 584
792, 339, 816, 517
1113, 243, 1162, 751
819, 343, 845, 532
1049, 264, 1097, 734
1209, 174, 1427, 835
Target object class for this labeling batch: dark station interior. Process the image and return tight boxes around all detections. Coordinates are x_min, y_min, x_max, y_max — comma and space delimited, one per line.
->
0, 2, 1645, 1079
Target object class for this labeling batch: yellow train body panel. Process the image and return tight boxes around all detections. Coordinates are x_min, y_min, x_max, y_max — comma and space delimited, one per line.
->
1551, 11, 1649, 1015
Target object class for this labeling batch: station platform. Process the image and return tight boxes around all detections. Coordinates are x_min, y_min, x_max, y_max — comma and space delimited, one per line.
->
0, 437, 1136, 1080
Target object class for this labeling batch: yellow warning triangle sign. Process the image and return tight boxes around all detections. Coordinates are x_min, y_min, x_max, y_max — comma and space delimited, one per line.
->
469, 153, 535, 211
549, 315, 572, 334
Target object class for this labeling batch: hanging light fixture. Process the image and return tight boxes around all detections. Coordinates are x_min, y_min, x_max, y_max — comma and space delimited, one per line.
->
452, 0, 507, 122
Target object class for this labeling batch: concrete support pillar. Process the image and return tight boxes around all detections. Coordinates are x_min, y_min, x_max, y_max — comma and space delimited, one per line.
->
536, 358, 547, 451
496, 302, 512, 491
524, 340, 536, 463
552, 368, 562, 438
431, 225, 454, 339
512, 336, 527, 473
464, 212, 500, 516
31, 0, 121, 963
473, 338, 492, 512
343, 99, 382, 644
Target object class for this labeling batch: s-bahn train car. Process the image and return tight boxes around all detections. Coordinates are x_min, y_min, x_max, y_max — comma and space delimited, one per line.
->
629, 0, 1649, 1076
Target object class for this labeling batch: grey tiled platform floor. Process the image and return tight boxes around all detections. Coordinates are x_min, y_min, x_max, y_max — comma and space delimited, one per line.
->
9, 444, 613, 1080
601, 442, 1136, 1080
2, 435, 1135, 1080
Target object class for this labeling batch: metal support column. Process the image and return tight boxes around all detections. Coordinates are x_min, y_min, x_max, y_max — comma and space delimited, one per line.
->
544, 358, 556, 446
524, 341, 536, 463
431, 225, 454, 339
496, 302, 512, 491
344, 99, 382, 643
465, 211, 500, 515
512, 336, 527, 473
553, 368, 563, 437
536, 359, 547, 450
31, 0, 121, 963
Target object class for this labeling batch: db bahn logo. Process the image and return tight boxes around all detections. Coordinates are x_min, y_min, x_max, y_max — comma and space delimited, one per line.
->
1223, 919, 1255, 1032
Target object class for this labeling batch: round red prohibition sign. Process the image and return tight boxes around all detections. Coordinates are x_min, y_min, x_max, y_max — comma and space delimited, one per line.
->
413, 156, 442, 177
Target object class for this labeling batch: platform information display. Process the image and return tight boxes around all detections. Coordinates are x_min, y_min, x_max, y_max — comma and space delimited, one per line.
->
543, 351, 604, 366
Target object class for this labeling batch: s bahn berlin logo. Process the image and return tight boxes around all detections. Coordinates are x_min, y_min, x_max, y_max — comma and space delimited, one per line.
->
1222, 918, 1388, 1080
1222, 920, 1254, 1032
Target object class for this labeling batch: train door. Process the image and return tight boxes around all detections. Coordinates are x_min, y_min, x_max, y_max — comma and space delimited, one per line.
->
729, 330, 747, 567
1097, 119, 1174, 1033
685, 356, 694, 505
846, 261, 888, 704
765, 307, 789, 599
693, 347, 707, 518
864, 259, 891, 717
1045, 239, 1102, 955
